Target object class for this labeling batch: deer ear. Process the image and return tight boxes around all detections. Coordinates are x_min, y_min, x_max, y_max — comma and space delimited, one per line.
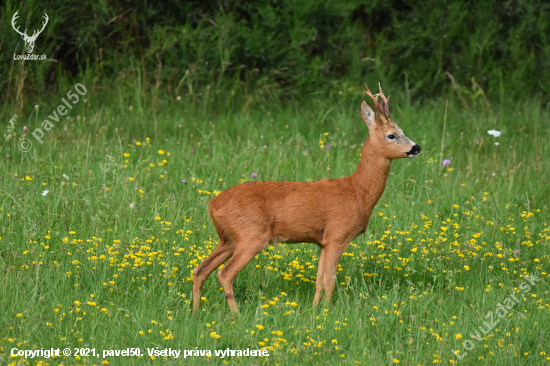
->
361, 100, 376, 128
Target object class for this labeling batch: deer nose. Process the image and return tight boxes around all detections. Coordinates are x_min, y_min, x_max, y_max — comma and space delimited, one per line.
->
407, 144, 421, 156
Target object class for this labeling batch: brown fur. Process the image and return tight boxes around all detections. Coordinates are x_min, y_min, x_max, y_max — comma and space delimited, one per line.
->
192, 83, 420, 312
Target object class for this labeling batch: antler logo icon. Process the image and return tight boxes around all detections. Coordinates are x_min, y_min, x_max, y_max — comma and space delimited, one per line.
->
11, 10, 49, 54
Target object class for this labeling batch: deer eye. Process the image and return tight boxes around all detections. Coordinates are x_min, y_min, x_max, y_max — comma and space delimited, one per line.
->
387, 134, 397, 140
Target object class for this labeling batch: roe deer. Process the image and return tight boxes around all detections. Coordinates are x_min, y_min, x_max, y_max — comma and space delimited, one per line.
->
193, 83, 421, 313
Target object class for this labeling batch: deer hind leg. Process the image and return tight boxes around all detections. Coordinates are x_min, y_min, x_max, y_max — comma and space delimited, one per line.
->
217, 235, 269, 312
192, 237, 234, 313
313, 245, 326, 306
321, 243, 349, 303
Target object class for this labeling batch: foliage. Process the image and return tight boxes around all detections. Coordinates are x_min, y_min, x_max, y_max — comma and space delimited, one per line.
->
1, 0, 550, 115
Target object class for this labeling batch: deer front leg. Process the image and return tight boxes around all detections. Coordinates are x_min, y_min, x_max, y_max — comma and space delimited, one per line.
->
321, 243, 349, 303
313, 246, 326, 306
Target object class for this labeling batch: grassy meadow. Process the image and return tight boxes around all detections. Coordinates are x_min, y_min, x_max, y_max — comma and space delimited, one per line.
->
0, 92, 549, 365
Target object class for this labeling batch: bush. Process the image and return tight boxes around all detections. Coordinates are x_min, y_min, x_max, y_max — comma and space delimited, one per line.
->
1, 0, 549, 113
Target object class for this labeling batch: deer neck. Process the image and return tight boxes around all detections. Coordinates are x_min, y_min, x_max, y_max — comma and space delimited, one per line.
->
350, 135, 392, 211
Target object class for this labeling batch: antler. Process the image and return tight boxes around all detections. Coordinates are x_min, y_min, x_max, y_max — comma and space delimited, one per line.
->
376, 82, 390, 120
29, 13, 48, 40
11, 10, 27, 37
364, 82, 391, 121
364, 82, 380, 114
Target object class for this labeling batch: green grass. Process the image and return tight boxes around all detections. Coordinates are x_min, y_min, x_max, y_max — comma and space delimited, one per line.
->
0, 93, 549, 365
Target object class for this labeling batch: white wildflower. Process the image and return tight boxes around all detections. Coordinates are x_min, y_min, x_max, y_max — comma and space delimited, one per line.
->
487, 130, 501, 137
63, 174, 69, 180
42, 190, 49, 196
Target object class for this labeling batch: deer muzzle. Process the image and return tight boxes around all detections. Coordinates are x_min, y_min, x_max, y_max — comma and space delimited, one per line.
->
406, 144, 421, 157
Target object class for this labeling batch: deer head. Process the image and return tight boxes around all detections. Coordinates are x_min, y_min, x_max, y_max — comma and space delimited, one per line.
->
11, 11, 49, 54
360, 82, 421, 159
